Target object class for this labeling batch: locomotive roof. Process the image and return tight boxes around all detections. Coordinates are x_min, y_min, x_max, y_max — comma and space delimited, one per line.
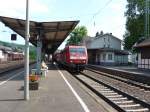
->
0, 16, 79, 54
67, 45, 86, 48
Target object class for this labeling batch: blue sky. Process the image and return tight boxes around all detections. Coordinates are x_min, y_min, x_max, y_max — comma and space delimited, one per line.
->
0, 0, 127, 49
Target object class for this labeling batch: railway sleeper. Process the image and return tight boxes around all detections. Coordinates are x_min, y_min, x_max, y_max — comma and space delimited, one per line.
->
121, 104, 143, 109
121, 104, 140, 108
110, 97, 149, 111
110, 97, 128, 101
76, 74, 150, 112
114, 100, 134, 104
106, 95, 122, 98
99, 90, 114, 93
126, 108, 149, 112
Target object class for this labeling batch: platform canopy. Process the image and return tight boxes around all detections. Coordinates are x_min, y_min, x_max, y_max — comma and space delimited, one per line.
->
0, 16, 79, 54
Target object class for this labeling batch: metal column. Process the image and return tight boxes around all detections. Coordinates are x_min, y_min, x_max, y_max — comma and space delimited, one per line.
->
24, 0, 30, 100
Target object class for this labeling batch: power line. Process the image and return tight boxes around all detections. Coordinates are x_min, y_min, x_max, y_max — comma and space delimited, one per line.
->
93, 0, 113, 17
49, 0, 113, 23
48, 13, 95, 20
86, 0, 113, 26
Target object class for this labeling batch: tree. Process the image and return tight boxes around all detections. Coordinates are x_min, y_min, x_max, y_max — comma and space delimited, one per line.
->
124, 0, 146, 50
67, 26, 87, 45
29, 47, 36, 60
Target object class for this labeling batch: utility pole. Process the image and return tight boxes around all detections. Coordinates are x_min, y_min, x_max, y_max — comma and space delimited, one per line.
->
24, 0, 30, 100
145, 0, 150, 38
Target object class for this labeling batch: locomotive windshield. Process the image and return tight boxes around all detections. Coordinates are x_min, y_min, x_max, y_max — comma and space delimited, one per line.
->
70, 48, 86, 54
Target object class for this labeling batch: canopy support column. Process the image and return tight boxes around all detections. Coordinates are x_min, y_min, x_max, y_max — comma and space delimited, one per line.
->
36, 35, 42, 75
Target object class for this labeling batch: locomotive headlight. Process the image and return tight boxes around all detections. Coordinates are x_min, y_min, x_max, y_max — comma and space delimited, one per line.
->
70, 60, 73, 63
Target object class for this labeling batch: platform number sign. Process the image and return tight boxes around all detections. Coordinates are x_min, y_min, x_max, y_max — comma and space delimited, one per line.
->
11, 34, 17, 41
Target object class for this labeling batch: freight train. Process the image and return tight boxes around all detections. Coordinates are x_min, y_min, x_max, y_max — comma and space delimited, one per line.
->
53, 45, 88, 72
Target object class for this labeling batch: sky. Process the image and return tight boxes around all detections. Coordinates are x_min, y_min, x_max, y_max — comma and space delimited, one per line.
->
0, 0, 127, 49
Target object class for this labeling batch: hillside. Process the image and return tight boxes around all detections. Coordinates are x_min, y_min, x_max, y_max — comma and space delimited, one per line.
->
0, 41, 36, 60
0, 40, 35, 51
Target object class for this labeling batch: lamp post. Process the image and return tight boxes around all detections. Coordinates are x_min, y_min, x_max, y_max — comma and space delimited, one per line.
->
24, 0, 30, 100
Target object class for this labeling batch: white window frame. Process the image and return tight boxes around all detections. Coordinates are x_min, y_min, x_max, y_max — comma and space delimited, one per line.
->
108, 53, 113, 60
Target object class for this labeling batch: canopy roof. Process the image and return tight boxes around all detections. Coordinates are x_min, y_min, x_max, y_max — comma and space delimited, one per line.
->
0, 16, 79, 54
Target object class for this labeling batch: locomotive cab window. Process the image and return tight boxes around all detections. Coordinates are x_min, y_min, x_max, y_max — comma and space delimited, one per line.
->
70, 48, 86, 54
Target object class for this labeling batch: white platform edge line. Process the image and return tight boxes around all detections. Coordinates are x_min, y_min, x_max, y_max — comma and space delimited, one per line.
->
0, 71, 23, 86
57, 68, 90, 112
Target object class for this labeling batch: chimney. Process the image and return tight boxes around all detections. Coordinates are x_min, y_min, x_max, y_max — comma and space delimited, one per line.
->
95, 32, 99, 37
100, 31, 103, 36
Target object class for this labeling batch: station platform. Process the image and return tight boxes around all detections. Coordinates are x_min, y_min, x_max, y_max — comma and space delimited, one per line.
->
0, 63, 117, 112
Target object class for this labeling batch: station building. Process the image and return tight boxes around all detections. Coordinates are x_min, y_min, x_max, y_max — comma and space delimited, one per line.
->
0, 45, 11, 62
83, 32, 129, 65
134, 38, 150, 69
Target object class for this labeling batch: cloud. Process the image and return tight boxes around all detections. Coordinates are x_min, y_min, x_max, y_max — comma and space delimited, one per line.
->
110, 3, 123, 11
0, 0, 50, 19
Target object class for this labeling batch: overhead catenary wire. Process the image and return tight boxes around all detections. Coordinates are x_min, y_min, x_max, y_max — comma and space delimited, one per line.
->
93, 0, 113, 17
86, 0, 113, 27
49, 0, 113, 25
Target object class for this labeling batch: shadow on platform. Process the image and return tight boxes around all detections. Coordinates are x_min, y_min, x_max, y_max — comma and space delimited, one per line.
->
0, 98, 24, 102
47, 63, 65, 70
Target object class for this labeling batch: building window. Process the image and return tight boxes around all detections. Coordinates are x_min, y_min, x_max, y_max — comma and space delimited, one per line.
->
108, 37, 110, 42
97, 54, 100, 61
104, 38, 105, 42
2, 51, 4, 56
103, 54, 106, 60
108, 54, 112, 60
103, 37, 106, 48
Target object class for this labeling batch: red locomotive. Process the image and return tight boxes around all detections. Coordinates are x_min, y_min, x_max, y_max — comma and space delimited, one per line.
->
53, 45, 88, 72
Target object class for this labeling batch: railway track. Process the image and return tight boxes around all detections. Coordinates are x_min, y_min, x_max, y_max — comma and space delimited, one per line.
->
0, 61, 35, 75
87, 65, 150, 85
83, 68, 150, 104
74, 72, 150, 112
86, 67, 150, 91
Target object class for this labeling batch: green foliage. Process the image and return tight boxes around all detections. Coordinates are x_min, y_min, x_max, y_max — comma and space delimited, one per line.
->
29, 47, 36, 60
67, 26, 87, 45
124, 0, 146, 50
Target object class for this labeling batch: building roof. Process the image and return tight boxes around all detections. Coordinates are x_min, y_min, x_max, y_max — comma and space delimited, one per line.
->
0, 16, 79, 54
88, 48, 129, 55
83, 33, 122, 47
134, 38, 150, 48
95, 33, 122, 41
